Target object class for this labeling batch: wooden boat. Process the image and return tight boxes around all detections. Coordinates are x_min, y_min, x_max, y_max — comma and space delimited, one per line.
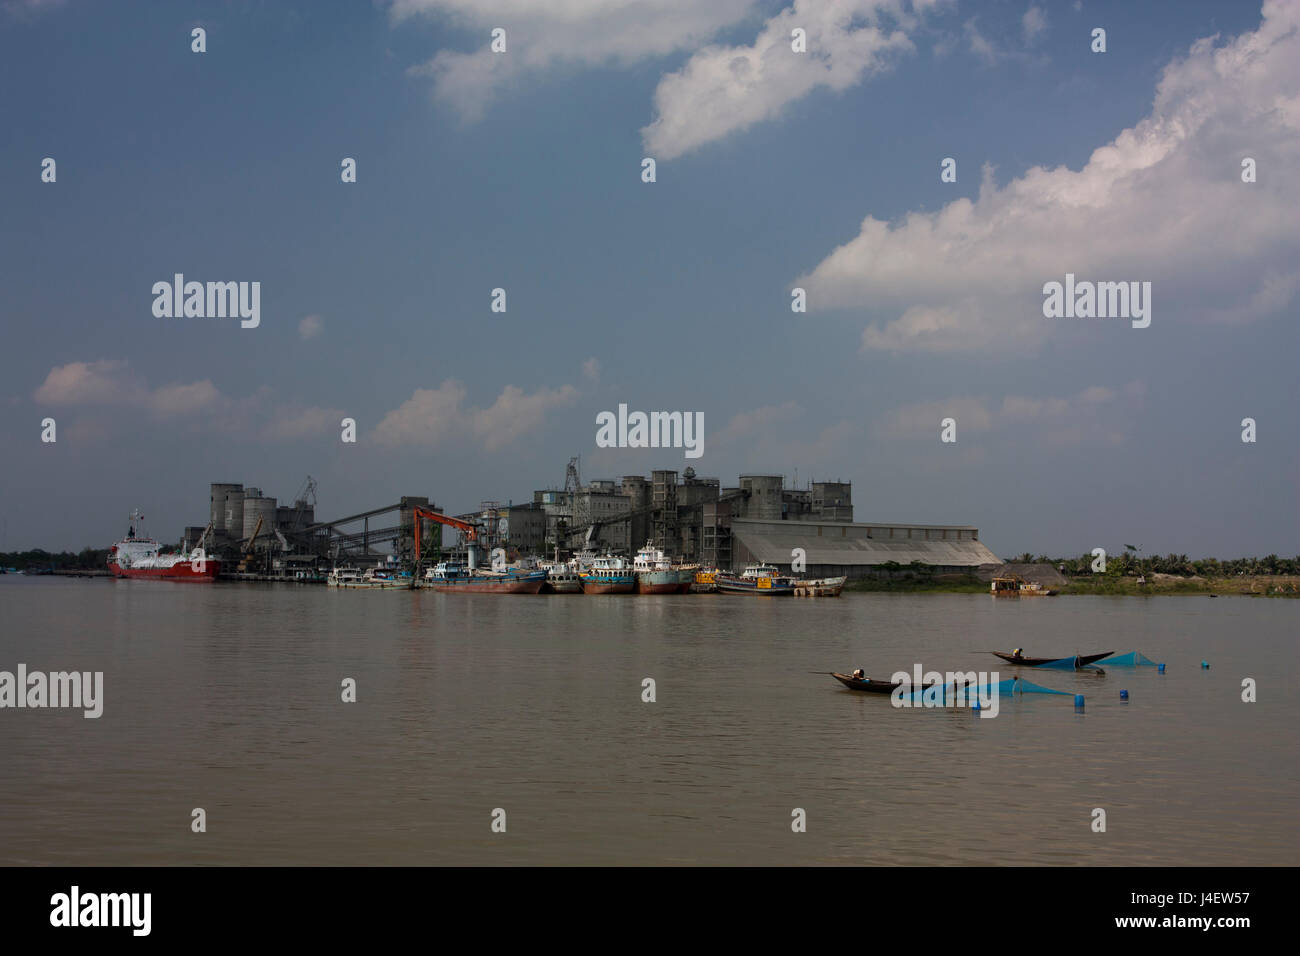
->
830, 672, 904, 694
991, 650, 1113, 667
795, 576, 846, 597
991, 574, 1057, 596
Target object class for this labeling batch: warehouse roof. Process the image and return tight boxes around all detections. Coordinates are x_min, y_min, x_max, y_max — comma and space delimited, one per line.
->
731, 519, 1001, 567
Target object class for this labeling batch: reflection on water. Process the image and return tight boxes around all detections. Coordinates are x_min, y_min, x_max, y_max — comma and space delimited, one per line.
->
1, 578, 1295, 865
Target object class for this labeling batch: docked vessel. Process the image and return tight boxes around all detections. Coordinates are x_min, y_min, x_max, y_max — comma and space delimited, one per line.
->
991, 574, 1057, 596
579, 554, 635, 594
326, 563, 408, 588
539, 559, 583, 593
690, 568, 718, 593
424, 561, 547, 593
107, 511, 221, 581
327, 566, 367, 588
632, 542, 688, 594
716, 563, 795, 595
795, 576, 847, 597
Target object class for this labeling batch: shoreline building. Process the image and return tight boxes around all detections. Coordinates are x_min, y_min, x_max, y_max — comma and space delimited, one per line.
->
522, 469, 996, 577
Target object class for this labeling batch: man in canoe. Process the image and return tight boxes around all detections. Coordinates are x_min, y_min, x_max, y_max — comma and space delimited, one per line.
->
852, 668, 868, 681
1010, 648, 1025, 661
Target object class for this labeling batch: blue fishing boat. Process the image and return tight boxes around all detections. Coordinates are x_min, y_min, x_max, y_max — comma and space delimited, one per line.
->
716, 563, 796, 595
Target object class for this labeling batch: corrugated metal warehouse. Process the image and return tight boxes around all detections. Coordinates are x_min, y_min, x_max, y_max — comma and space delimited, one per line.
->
730, 518, 1001, 577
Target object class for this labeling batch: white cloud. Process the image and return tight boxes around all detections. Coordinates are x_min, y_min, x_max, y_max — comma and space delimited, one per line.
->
298, 314, 322, 340
262, 405, 345, 441
582, 357, 601, 383
802, 0, 1300, 353
714, 401, 802, 447
34, 360, 222, 418
964, 18, 998, 65
395, 0, 757, 120
881, 396, 993, 437
1022, 6, 1046, 45
373, 378, 578, 450
643, 0, 932, 160
881, 383, 1139, 446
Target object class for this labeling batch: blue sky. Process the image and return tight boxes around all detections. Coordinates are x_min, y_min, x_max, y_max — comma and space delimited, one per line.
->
1, 0, 1296, 557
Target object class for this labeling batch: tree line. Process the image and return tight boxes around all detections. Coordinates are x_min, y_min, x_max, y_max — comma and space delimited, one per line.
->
1, 548, 112, 571
1011, 549, 1300, 577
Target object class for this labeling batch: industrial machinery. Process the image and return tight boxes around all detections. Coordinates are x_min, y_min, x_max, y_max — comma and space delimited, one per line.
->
410, 507, 483, 583
238, 515, 264, 573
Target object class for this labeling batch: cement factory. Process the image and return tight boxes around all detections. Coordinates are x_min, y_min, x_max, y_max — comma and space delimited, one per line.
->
178, 458, 1000, 582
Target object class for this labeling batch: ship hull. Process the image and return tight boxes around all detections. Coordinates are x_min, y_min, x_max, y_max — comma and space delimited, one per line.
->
580, 576, 635, 594
542, 573, 583, 593
110, 560, 222, 581
635, 570, 681, 594
716, 576, 795, 596
427, 572, 546, 594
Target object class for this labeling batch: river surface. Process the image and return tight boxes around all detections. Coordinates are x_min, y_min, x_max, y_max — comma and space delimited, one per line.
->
1, 576, 1295, 865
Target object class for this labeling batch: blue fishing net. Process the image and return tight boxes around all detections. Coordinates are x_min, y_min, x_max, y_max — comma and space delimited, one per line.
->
1102, 652, 1159, 666
1036, 656, 1096, 669
898, 677, 1071, 706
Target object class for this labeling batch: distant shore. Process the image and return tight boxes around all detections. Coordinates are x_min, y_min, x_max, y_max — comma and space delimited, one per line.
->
847, 572, 1300, 596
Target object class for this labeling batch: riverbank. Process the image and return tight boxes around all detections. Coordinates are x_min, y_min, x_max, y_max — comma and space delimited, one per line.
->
845, 571, 1300, 596
1058, 573, 1299, 596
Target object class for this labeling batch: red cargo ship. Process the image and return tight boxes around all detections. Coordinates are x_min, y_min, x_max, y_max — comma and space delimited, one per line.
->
107, 511, 221, 581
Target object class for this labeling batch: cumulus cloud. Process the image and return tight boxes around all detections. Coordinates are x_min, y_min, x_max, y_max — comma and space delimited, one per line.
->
963, 18, 999, 65
298, 314, 322, 340
881, 396, 993, 437
34, 360, 223, 417
373, 378, 578, 450
395, 0, 757, 120
262, 405, 345, 441
1022, 6, 1046, 45
643, 0, 933, 160
582, 357, 601, 383
881, 383, 1142, 446
802, 0, 1300, 353
713, 401, 803, 447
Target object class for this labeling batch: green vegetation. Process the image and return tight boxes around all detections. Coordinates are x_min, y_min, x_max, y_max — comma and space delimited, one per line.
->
0, 548, 111, 572
1012, 549, 1300, 577
846, 574, 987, 594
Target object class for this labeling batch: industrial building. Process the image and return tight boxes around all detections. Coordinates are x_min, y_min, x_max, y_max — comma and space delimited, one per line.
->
182, 460, 998, 580
510, 460, 998, 578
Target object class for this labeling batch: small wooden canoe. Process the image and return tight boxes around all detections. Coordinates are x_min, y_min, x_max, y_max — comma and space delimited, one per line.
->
991, 651, 1113, 668
830, 672, 904, 694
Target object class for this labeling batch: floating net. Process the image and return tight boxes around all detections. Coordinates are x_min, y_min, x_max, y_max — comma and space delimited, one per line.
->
1102, 651, 1159, 667
898, 676, 1071, 706
1035, 655, 1112, 670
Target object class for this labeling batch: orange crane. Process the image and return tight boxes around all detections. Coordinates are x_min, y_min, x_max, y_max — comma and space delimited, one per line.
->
411, 507, 482, 567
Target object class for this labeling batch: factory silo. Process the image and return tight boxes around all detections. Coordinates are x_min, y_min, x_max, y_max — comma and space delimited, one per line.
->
224, 487, 245, 542
739, 475, 783, 520
242, 489, 277, 548
210, 483, 243, 534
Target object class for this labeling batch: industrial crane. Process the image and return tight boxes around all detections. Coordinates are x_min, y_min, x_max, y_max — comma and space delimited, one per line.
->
410, 507, 483, 580
238, 515, 264, 573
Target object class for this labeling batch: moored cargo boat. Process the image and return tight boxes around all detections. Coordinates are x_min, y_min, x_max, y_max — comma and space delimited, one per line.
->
539, 560, 583, 593
632, 542, 684, 594
580, 554, 635, 594
107, 511, 221, 581
690, 569, 718, 593
716, 563, 795, 596
424, 562, 547, 593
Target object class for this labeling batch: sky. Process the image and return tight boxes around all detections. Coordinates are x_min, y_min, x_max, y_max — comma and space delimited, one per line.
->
1, 0, 1296, 558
